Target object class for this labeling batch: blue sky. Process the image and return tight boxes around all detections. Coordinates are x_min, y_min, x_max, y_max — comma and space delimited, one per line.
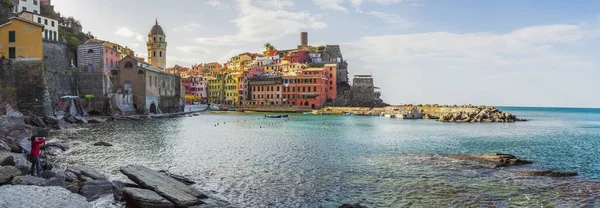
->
53, 0, 600, 107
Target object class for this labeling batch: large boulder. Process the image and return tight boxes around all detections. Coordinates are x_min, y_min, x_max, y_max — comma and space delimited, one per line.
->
42, 169, 67, 187
44, 139, 71, 151
0, 152, 15, 166
158, 170, 195, 185
65, 170, 79, 182
10, 152, 31, 175
29, 116, 47, 128
111, 180, 125, 201
63, 181, 82, 193
123, 187, 175, 208
0, 185, 91, 208
43, 115, 60, 125
0, 166, 21, 184
120, 165, 206, 207
11, 175, 49, 186
67, 165, 106, 180
80, 180, 113, 201
448, 153, 532, 168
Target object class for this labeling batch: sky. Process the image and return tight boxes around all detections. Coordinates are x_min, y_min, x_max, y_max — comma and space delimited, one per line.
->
53, 0, 600, 107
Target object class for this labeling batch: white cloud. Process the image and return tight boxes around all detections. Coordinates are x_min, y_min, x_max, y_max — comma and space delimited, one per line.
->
312, 0, 348, 12
194, 0, 327, 45
206, 0, 228, 8
366, 11, 414, 29
257, 0, 294, 9
173, 23, 202, 32
343, 24, 597, 106
115, 27, 144, 42
176, 46, 212, 54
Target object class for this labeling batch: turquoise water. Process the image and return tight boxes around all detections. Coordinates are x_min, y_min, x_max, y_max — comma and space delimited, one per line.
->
53, 107, 600, 207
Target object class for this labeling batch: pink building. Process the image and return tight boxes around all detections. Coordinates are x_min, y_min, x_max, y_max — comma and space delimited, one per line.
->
104, 46, 120, 76
183, 75, 207, 102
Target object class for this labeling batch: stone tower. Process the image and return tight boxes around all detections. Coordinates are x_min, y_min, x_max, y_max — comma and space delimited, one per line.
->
300, 32, 308, 47
147, 19, 167, 70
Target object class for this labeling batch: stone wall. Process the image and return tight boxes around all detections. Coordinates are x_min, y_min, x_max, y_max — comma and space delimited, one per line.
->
43, 42, 76, 108
0, 59, 50, 115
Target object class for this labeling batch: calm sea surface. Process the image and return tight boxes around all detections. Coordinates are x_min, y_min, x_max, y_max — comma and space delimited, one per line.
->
53, 107, 600, 207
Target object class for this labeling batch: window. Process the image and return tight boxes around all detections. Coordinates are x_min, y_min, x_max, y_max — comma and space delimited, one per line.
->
314, 86, 317, 92
88, 49, 94, 53
153, 51, 156, 57
330, 74, 333, 78
44, 19, 47, 25
149, 76, 152, 87
302, 87, 306, 92
37, 17, 41, 23
53, 31, 57, 41
137, 70, 144, 75
330, 81, 333, 85
87, 64, 93, 72
277, 86, 280, 91
308, 87, 311, 92
8, 31, 15, 42
155, 77, 157, 87
33, 10, 38, 14
33, 0, 37, 5
51, 21, 54, 27
153, 37, 156, 42
159, 51, 162, 57
8, 47, 15, 59
22, 7, 26, 12
44, 30, 48, 40
124, 62, 133, 68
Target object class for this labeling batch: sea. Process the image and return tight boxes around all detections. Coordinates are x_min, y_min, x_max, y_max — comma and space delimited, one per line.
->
53, 107, 600, 207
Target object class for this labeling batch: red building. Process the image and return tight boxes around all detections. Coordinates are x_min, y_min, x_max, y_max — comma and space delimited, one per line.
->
247, 77, 283, 106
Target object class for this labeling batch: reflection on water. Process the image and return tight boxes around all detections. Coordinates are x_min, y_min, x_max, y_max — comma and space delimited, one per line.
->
52, 108, 600, 207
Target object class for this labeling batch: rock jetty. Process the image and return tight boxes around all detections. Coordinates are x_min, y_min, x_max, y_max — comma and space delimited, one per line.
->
449, 153, 533, 168
436, 106, 524, 123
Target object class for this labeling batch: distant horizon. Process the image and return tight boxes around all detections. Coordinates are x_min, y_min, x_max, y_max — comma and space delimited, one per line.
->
53, 0, 600, 107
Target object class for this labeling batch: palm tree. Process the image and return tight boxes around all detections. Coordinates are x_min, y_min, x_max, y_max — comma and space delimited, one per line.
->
264, 43, 272, 51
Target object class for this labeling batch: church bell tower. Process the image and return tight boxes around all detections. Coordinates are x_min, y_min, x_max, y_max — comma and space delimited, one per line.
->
147, 19, 167, 70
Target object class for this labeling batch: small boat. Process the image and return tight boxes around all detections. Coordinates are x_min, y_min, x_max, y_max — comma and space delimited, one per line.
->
399, 106, 423, 119
236, 109, 245, 112
303, 112, 312, 115
266, 115, 282, 118
192, 113, 200, 116
282, 115, 289, 117
342, 112, 352, 116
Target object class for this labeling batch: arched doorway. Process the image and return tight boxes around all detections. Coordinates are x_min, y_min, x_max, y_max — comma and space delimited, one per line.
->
149, 103, 157, 114
304, 101, 309, 106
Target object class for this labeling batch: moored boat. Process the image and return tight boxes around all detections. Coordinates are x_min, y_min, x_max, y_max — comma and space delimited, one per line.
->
266, 115, 282, 118
282, 115, 289, 117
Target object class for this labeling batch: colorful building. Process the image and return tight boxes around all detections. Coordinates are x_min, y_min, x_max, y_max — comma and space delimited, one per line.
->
224, 73, 240, 105
0, 17, 43, 60
207, 72, 224, 104
248, 77, 283, 106
17, 11, 59, 41
12, 0, 41, 14
182, 75, 207, 102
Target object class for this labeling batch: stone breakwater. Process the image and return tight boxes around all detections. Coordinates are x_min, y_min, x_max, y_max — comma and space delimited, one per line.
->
316, 104, 525, 123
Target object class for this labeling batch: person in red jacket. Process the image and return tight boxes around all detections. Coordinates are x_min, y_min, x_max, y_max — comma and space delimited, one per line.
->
30, 136, 45, 177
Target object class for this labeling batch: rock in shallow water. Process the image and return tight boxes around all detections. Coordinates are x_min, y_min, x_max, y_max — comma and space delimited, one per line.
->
93, 141, 113, 147
520, 170, 578, 177
448, 153, 532, 168
120, 165, 206, 207
339, 203, 369, 208
80, 180, 113, 201
0, 185, 91, 208
123, 187, 175, 208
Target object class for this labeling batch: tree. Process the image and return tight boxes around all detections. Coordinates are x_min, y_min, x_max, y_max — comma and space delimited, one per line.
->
264, 43, 275, 51
0, 0, 13, 25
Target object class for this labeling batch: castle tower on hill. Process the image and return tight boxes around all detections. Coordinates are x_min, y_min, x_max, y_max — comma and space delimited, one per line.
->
147, 19, 167, 70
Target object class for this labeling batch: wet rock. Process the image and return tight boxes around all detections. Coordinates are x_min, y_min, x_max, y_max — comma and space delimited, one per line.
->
88, 118, 106, 123
158, 170, 195, 185
449, 153, 532, 168
520, 170, 578, 177
65, 170, 79, 182
11, 175, 49, 186
63, 181, 82, 193
339, 203, 369, 208
93, 141, 113, 147
111, 180, 125, 201
0, 152, 15, 166
67, 165, 106, 180
44, 139, 71, 151
120, 165, 206, 207
123, 187, 175, 208
64, 115, 78, 123
0, 185, 91, 208
80, 180, 113, 201
0, 166, 21, 184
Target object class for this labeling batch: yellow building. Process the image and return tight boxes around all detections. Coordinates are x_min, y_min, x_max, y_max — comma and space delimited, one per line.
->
224, 73, 240, 105
228, 53, 253, 71
0, 17, 43, 60
207, 72, 225, 104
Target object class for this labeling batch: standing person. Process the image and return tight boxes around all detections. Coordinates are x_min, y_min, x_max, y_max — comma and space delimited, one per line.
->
30, 136, 46, 177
